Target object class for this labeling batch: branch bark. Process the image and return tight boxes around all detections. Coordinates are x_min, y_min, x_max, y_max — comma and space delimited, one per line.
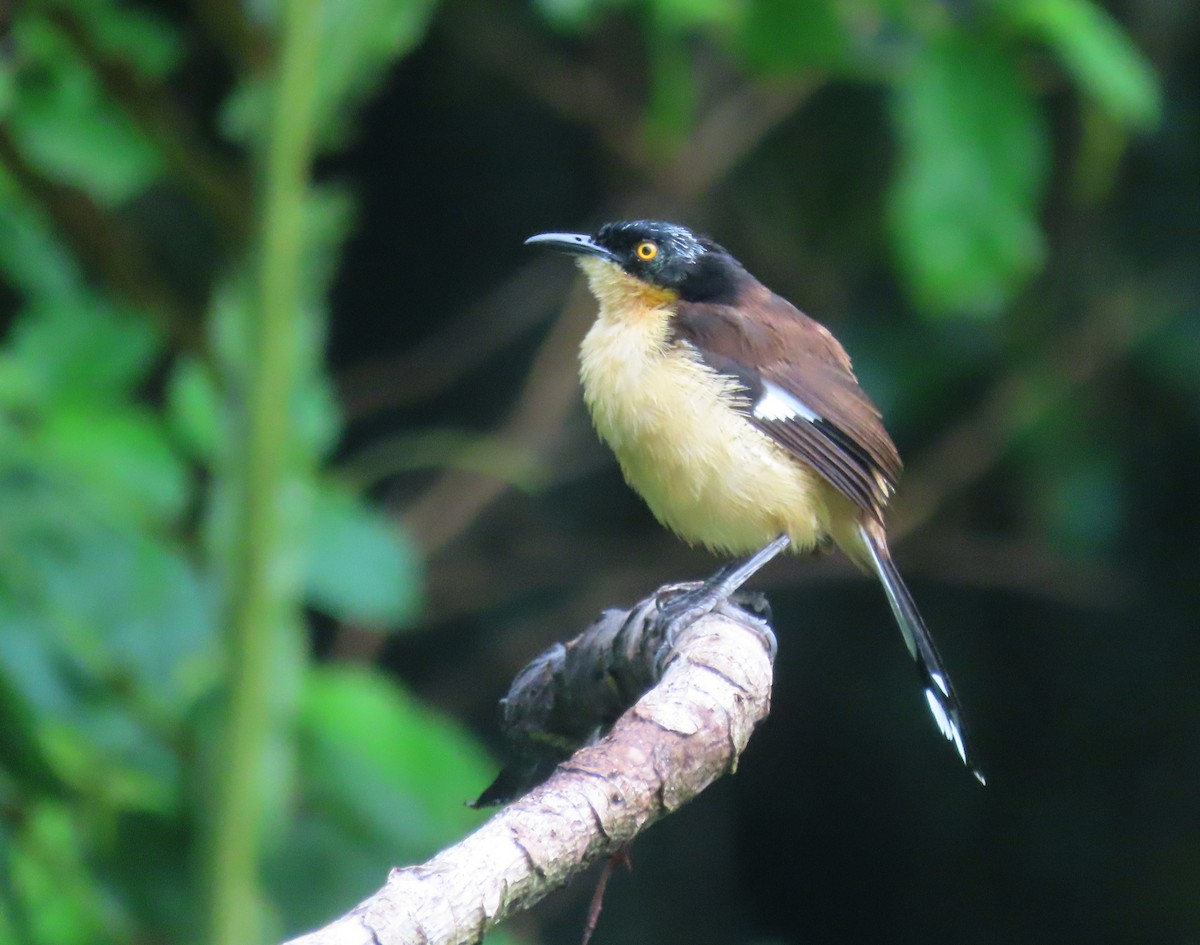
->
283, 593, 776, 945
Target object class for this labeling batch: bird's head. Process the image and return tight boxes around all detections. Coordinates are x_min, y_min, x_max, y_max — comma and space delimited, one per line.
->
525, 220, 745, 304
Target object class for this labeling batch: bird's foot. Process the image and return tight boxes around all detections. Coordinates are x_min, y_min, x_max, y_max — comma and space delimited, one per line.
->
651, 583, 777, 671
650, 536, 790, 671
719, 591, 777, 663
653, 579, 720, 649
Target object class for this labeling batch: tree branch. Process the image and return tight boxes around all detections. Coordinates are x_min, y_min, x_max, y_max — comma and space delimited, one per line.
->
283, 592, 776, 945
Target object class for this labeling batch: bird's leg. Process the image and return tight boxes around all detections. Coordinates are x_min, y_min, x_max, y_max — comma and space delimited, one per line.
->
655, 534, 791, 652
580, 845, 632, 945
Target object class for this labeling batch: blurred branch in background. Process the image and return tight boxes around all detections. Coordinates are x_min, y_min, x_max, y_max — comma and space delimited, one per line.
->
206, 0, 322, 941
895, 274, 1177, 540
445, 2, 820, 196
336, 256, 570, 418
401, 280, 594, 556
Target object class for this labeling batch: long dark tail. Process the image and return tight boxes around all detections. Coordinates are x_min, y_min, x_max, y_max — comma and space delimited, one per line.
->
856, 521, 985, 784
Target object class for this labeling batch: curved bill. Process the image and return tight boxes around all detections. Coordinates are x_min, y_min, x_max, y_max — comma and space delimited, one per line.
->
524, 231, 617, 261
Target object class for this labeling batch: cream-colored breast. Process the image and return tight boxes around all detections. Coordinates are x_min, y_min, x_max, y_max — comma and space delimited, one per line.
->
578, 298, 836, 556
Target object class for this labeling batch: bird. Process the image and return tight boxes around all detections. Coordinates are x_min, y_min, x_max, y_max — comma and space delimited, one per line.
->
526, 219, 985, 783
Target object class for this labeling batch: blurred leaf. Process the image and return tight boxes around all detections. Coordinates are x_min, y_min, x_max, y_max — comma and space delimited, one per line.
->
73, 0, 183, 79
736, 0, 850, 73
0, 352, 39, 411
532, 0, 610, 30
305, 484, 422, 626
222, 0, 439, 148
311, 0, 440, 140
644, 31, 697, 150
1008, 0, 1161, 129
0, 606, 192, 813
653, 0, 738, 30
34, 533, 217, 717
889, 31, 1048, 316
37, 405, 189, 523
10, 802, 128, 945
9, 15, 164, 205
299, 666, 494, 851
535, 0, 737, 32
96, 812, 198, 940
0, 175, 85, 301
0, 667, 71, 799
40, 715, 180, 814
166, 356, 224, 461
0, 63, 13, 116
268, 666, 493, 931
9, 300, 159, 405
297, 186, 357, 310
0, 869, 18, 945
0, 464, 215, 810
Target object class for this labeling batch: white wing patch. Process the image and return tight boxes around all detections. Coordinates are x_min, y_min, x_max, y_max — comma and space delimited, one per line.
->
924, 688, 967, 764
752, 380, 820, 423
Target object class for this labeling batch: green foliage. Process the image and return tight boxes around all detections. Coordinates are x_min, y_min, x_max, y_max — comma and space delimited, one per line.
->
0, 0, 1167, 942
644, 30, 700, 151
0, 295, 216, 818
0, 173, 87, 300
267, 667, 491, 930
68, 0, 183, 78
1009, 0, 1161, 128
0, 0, 461, 941
306, 485, 423, 625
6, 13, 166, 205
889, 30, 1048, 316
736, 0, 850, 73
532, 0, 604, 30
222, 0, 440, 149
514, 0, 1158, 314
8, 803, 126, 945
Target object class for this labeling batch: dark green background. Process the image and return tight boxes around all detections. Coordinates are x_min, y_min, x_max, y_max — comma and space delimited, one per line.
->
1, 0, 1197, 943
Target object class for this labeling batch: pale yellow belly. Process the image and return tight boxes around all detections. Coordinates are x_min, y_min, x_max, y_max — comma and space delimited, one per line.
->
579, 314, 838, 556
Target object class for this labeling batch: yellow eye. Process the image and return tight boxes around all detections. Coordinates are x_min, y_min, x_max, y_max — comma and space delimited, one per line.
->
635, 241, 658, 261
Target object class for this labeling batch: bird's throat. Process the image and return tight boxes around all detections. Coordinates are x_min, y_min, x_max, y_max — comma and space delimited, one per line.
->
577, 258, 678, 315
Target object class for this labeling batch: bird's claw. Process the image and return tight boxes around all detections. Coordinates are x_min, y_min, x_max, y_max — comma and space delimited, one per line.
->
652, 581, 706, 612
651, 583, 719, 674
651, 585, 777, 673
719, 594, 778, 663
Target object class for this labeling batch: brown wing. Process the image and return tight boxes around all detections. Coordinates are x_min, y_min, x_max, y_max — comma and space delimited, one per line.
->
669, 287, 901, 519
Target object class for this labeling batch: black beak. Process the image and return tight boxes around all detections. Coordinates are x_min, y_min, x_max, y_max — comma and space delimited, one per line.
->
524, 231, 617, 262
